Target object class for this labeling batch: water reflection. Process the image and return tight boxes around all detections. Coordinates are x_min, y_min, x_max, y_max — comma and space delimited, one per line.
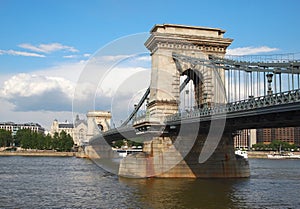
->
2, 157, 300, 208
120, 177, 249, 209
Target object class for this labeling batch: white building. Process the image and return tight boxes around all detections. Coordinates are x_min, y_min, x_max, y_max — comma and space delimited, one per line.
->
50, 115, 87, 146
50, 111, 111, 146
0, 122, 45, 136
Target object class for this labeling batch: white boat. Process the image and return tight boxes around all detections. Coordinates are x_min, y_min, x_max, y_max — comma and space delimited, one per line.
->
235, 150, 248, 159
267, 153, 288, 159
267, 144, 300, 159
289, 153, 300, 159
112, 148, 143, 158
267, 152, 300, 159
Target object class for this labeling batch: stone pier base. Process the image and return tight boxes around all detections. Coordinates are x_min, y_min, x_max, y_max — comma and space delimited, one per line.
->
119, 132, 250, 178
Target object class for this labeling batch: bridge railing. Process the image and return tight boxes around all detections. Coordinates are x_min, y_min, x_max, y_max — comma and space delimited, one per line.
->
132, 113, 166, 125
165, 89, 300, 122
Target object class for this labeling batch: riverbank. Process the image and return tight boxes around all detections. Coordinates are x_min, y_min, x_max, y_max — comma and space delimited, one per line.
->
248, 151, 269, 158
248, 151, 300, 158
1, 150, 299, 159
0, 150, 76, 157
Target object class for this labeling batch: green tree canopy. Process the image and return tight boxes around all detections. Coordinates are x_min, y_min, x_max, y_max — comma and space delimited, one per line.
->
0, 129, 13, 147
14, 129, 74, 152
252, 140, 297, 151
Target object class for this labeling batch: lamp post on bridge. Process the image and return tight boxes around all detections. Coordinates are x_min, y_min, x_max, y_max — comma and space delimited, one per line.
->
266, 73, 273, 95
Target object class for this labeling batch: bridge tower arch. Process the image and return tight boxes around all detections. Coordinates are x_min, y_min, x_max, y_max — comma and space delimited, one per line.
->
144, 24, 232, 120
181, 68, 204, 109
86, 111, 111, 141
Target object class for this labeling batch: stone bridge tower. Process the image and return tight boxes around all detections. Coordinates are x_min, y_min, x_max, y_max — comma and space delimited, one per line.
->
119, 24, 250, 178
144, 24, 233, 120
86, 111, 111, 141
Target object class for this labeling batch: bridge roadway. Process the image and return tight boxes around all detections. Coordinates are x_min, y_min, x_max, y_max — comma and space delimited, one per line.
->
102, 89, 300, 143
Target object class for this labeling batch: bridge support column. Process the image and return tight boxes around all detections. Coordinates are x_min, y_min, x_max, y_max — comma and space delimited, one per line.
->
119, 132, 249, 178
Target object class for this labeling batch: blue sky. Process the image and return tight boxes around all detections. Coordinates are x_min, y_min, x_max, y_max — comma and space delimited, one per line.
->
0, 0, 300, 129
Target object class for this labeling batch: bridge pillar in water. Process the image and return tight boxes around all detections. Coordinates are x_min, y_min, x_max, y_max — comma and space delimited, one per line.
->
119, 131, 250, 178
144, 24, 233, 121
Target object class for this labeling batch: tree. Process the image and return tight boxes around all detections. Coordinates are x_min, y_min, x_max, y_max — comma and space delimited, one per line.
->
112, 139, 143, 148
252, 140, 297, 151
58, 131, 74, 151
0, 129, 13, 147
113, 140, 125, 148
44, 134, 53, 150
14, 129, 74, 152
15, 129, 30, 149
35, 133, 45, 150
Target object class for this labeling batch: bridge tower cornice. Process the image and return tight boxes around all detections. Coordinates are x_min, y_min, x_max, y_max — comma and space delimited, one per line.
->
145, 24, 233, 55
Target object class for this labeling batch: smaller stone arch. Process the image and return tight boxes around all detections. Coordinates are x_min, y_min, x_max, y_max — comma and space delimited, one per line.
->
97, 124, 104, 131
86, 111, 111, 141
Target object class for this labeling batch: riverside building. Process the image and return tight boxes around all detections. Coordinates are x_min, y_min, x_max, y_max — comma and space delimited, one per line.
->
50, 111, 111, 146
234, 127, 300, 148
0, 122, 45, 136
50, 115, 87, 146
256, 127, 300, 146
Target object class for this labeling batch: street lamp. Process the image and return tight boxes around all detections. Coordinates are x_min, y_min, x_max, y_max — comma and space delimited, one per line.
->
266, 73, 273, 95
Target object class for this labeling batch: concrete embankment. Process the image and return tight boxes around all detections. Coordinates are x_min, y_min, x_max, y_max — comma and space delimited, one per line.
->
0, 151, 75, 157
247, 151, 269, 159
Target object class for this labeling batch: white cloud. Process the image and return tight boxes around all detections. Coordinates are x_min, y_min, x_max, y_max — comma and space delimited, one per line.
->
0, 73, 75, 112
2, 74, 73, 98
0, 49, 45, 57
18, 42, 78, 53
34, 60, 87, 82
63, 54, 93, 59
135, 55, 151, 61
0, 60, 88, 129
63, 55, 78, 59
0, 97, 73, 130
0, 53, 151, 129
98, 66, 149, 97
92, 55, 131, 62
226, 46, 279, 56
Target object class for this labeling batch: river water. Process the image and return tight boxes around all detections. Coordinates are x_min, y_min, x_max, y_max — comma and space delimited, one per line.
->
0, 156, 300, 209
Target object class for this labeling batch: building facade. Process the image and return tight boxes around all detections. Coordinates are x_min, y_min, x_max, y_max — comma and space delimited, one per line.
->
234, 129, 256, 149
0, 122, 45, 136
50, 115, 87, 146
235, 127, 300, 148
256, 127, 300, 145
50, 111, 111, 146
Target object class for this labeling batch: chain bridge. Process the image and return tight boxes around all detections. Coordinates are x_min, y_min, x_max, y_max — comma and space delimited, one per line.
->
87, 24, 300, 178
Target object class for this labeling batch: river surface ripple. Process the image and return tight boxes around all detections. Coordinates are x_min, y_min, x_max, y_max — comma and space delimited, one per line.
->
0, 157, 300, 209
